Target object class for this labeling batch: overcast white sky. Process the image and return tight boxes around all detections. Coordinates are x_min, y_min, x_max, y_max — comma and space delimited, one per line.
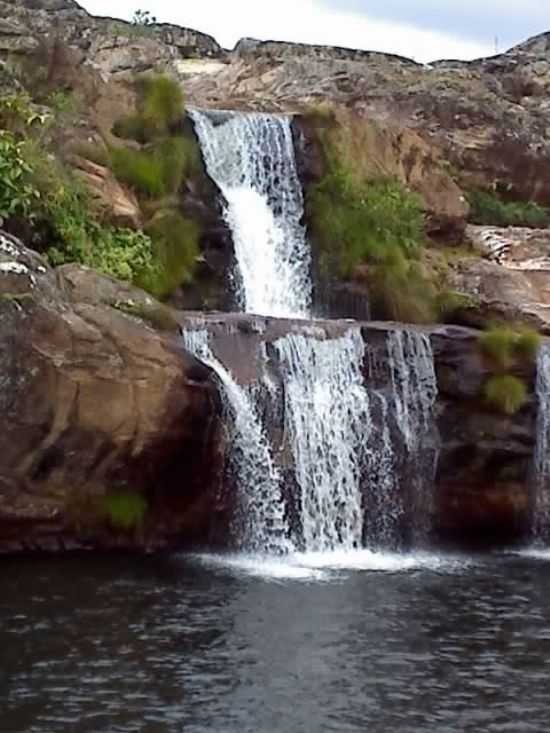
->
80, 0, 548, 63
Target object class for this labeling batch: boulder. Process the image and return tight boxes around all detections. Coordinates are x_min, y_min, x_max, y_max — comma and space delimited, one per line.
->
0, 233, 225, 553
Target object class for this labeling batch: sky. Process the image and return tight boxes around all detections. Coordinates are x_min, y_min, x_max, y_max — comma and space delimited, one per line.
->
80, 0, 549, 63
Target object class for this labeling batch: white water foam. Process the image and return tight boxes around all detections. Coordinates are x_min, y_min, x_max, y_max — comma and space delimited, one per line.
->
190, 109, 311, 318
181, 329, 293, 555
192, 550, 470, 581
275, 329, 371, 552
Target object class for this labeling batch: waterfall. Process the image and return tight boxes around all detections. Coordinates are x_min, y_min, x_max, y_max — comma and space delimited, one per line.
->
387, 331, 438, 453
274, 329, 370, 552
190, 109, 311, 318
534, 343, 550, 542
181, 329, 292, 555
387, 330, 439, 540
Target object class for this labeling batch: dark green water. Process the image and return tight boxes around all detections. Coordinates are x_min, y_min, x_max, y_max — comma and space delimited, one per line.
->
1, 549, 549, 732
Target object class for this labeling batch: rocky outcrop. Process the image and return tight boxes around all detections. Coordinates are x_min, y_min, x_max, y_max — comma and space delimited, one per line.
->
447, 226, 550, 334
0, 233, 225, 553
0, 0, 223, 70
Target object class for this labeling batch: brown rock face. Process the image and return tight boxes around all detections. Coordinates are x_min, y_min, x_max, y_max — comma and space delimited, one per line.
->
448, 226, 550, 334
0, 233, 224, 553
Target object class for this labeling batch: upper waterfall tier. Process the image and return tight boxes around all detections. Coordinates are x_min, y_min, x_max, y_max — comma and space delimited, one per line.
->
190, 109, 312, 319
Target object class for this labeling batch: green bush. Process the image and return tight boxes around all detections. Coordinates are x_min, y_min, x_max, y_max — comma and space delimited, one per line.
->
515, 329, 541, 362
478, 326, 541, 369
308, 158, 431, 320
139, 209, 199, 297
114, 75, 184, 143
26, 151, 159, 283
0, 131, 40, 220
478, 327, 517, 370
484, 375, 528, 415
138, 74, 184, 136
468, 189, 550, 228
310, 170, 424, 276
110, 146, 165, 198
101, 492, 148, 531
110, 138, 195, 198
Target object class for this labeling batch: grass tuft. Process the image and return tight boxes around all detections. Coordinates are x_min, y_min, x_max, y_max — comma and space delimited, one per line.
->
484, 375, 528, 415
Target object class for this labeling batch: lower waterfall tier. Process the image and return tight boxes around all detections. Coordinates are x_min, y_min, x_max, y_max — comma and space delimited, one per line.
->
179, 312, 536, 551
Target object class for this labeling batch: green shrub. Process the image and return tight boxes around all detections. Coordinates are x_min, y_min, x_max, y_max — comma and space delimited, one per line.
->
30, 154, 158, 283
478, 328, 517, 370
310, 169, 424, 277
436, 290, 476, 320
110, 138, 194, 198
138, 74, 184, 136
139, 209, 199, 297
110, 146, 165, 198
515, 329, 541, 362
478, 326, 541, 369
101, 492, 148, 531
468, 189, 550, 228
308, 154, 430, 320
0, 131, 41, 220
484, 375, 528, 415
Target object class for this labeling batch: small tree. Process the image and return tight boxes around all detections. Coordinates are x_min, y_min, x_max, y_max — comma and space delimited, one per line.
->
132, 9, 157, 26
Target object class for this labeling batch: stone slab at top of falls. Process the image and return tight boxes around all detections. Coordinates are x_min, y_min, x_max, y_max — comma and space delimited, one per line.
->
178, 311, 473, 386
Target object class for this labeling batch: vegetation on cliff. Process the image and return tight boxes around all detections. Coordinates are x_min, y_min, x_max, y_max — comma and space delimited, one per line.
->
0, 90, 160, 285
305, 108, 437, 322
478, 325, 539, 415
108, 74, 200, 297
0, 58, 201, 299
468, 189, 550, 229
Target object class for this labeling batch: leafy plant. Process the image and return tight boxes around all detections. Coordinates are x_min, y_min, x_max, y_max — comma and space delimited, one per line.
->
484, 375, 528, 415
0, 131, 41, 221
101, 491, 148, 531
468, 189, 550, 228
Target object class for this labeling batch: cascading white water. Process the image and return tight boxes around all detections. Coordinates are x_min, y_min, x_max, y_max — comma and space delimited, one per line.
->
181, 329, 293, 555
190, 109, 311, 318
274, 329, 371, 551
387, 330, 438, 453
386, 330, 438, 539
534, 343, 550, 542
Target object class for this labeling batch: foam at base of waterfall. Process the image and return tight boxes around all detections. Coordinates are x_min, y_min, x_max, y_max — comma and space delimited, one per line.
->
191, 550, 471, 581
181, 329, 293, 555
190, 109, 311, 318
